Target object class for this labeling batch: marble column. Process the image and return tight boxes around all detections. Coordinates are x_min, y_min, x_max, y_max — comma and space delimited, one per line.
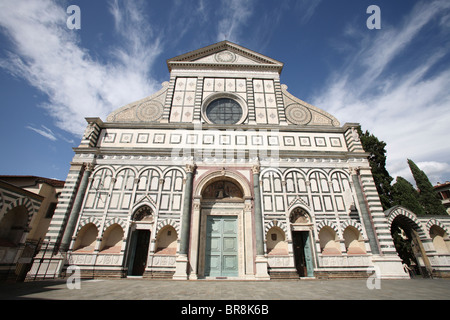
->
350, 168, 380, 255
60, 162, 94, 252
252, 163, 270, 280
173, 162, 195, 280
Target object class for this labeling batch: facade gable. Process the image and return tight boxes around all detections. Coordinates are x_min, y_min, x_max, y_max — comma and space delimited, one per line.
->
167, 41, 283, 73
106, 41, 339, 128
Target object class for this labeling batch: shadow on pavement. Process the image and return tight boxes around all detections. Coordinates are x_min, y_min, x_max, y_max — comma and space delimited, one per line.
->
0, 280, 68, 300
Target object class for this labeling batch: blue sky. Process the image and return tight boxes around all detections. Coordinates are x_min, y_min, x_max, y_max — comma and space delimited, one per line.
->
0, 0, 449, 186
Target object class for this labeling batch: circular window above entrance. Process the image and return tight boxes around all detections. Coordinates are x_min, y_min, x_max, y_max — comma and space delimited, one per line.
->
205, 97, 244, 125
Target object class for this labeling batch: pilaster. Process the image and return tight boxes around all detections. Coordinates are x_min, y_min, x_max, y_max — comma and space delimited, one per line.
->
60, 162, 95, 252
173, 162, 196, 280
252, 162, 270, 280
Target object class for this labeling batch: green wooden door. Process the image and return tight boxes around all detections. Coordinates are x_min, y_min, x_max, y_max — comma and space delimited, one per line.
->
205, 216, 238, 277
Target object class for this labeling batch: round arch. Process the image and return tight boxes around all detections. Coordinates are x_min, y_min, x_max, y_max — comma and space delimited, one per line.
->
114, 166, 138, 178
283, 168, 307, 180
130, 203, 155, 222
386, 206, 427, 238
156, 218, 180, 235
426, 219, 449, 237
91, 165, 115, 178
0, 205, 30, 246
306, 168, 329, 181
386, 206, 432, 277
190, 169, 253, 279
194, 169, 252, 199
260, 167, 283, 177
2, 197, 36, 224
289, 206, 312, 224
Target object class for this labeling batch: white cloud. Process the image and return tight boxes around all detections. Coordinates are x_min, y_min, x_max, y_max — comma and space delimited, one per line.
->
26, 125, 57, 141
295, 0, 322, 25
311, 0, 450, 185
0, 0, 161, 137
216, 0, 255, 43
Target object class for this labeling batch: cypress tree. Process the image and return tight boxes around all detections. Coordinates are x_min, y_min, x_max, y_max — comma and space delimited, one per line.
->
358, 128, 393, 210
391, 176, 425, 215
407, 159, 447, 215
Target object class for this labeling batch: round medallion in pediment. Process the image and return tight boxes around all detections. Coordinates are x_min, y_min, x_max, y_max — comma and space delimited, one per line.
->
215, 51, 236, 63
136, 101, 163, 122
285, 104, 312, 125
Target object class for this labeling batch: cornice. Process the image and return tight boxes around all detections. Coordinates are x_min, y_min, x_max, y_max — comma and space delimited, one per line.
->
73, 145, 369, 160
99, 121, 353, 134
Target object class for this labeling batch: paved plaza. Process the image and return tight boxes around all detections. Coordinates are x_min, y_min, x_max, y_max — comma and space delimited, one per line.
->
0, 278, 449, 300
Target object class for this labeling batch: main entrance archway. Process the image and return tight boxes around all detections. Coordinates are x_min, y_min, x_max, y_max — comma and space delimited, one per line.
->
189, 169, 254, 279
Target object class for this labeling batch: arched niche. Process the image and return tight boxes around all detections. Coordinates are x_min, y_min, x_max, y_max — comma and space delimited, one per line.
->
0, 205, 29, 246
155, 226, 178, 255
430, 225, 450, 254
319, 226, 341, 255
343, 226, 366, 255
266, 227, 288, 255
74, 223, 98, 252
100, 224, 124, 254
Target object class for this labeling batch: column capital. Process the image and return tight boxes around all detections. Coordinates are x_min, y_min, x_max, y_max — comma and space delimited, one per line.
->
252, 164, 260, 174
83, 162, 95, 172
185, 162, 197, 174
347, 166, 360, 176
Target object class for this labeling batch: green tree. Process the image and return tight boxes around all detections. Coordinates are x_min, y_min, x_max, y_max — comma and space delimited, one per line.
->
407, 159, 447, 215
391, 176, 425, 215
391, 224, 416, 266
358, 128, 393, 210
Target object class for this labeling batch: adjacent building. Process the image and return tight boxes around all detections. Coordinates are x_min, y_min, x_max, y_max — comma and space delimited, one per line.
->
0, 176, 64, 281
434, 182, 450, 215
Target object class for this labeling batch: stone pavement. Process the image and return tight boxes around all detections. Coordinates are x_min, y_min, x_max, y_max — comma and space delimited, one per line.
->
0, 278, 449, 300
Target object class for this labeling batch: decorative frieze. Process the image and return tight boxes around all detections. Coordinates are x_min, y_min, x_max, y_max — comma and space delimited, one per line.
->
319, 254, 371, 267
96, 128, 348, 154
152, 255, 176, 267
68, 253, 123, 266
267, 255, 294, 268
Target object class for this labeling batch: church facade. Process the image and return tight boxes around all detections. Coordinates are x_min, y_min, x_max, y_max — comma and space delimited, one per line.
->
27, 41, 450, 280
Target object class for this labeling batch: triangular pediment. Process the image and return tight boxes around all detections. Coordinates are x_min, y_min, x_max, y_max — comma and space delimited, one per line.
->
167, 41, 284, 73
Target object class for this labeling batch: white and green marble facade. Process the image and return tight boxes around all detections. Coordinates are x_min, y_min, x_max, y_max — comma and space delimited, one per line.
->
28, 41, 450, 280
